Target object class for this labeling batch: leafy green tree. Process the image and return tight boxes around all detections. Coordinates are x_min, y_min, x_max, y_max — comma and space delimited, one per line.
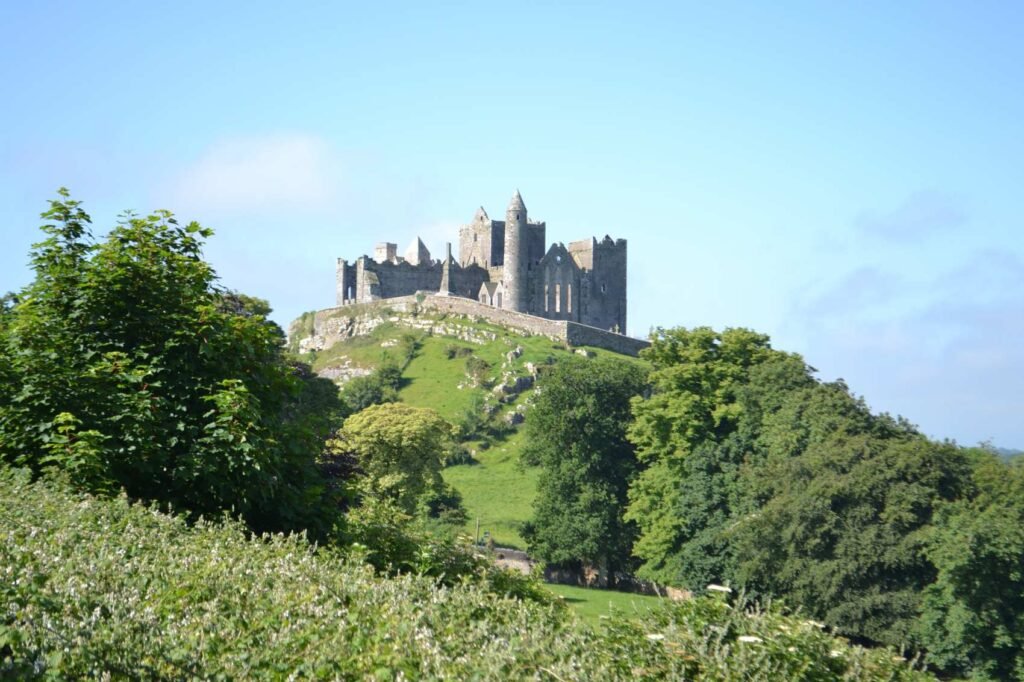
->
0, 190, 343, 537
747, 435, 969, 646
621, 325, 979, 651
627, 354, 818, 590
522, 356, 648, 585
624, 327, 788, 585
336, 402, 452, 514
341, 359, 402, 414
918, 453, 1024, 679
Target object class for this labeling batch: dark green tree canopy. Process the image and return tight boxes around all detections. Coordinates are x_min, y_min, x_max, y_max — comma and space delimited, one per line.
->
625, 327, 795, 586
917, 453, 1024, 679
523, 355, 648, 584
620, 325, 991, 661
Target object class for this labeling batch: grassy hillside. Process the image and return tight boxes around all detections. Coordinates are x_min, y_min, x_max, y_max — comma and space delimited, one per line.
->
296, 310, 645, 548
444, 430, 538, 547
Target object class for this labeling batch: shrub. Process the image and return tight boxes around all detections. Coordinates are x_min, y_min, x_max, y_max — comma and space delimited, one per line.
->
1, 472, 935, 680
464, 355, 491, 384
444, 343, 473, 360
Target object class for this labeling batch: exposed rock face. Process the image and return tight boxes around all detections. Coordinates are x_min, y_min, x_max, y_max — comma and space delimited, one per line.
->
290, 293, 649, 358
294, 301, 503, 355
493, 374, 534, 398
316, 361, 372, 383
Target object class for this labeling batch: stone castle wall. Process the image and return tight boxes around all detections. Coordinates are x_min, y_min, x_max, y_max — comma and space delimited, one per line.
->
339, 193, 629, 334
300, 292, 649, 357
564, 321, 648, 356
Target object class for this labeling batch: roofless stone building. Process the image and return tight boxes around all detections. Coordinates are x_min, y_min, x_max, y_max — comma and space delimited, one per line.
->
336, 191, 629, 333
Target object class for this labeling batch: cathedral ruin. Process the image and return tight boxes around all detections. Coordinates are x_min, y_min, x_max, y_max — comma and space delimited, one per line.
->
336, 191, 629, 333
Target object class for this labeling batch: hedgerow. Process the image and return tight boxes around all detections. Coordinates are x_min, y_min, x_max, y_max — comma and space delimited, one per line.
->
1, 470, 933, 680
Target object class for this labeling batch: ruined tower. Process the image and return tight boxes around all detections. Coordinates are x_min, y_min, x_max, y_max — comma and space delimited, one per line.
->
502, 190, 528, 312
334, 190, 628, 334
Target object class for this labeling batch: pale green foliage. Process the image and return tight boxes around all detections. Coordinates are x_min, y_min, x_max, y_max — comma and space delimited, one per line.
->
337, 402, 452, 514
0, 471, 933, 680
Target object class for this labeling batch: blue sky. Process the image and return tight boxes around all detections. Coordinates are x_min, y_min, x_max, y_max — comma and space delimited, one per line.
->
1, 1, 1021, 448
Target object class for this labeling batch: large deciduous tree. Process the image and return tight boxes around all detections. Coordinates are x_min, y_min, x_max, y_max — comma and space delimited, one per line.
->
624, 327, 789, 586
917, 453, 1024, 679
522, 356, 648, 586
0, 190, 343, 537
337, 401, 452, 515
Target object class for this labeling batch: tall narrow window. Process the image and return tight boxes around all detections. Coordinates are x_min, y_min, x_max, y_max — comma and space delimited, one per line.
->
554, 284, 561, 313
567, 283, 572, 313
544, 285, 549, 312
497, 292, 503, 308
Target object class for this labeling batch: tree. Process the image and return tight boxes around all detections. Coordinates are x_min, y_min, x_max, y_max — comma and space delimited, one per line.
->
739, 431, 970, 646
918, 453, 1024, 679
522, 356, 648, 585
624, 327, 789, 585
336, 402, 452, 514
0, 191, 343, 537
341, 359, 402, 414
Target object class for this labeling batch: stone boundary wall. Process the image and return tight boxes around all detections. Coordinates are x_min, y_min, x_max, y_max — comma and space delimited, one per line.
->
416, 294, 568, 339
304, 292, 649, 357
490, 547, 691, 600
565, 321, 650, 356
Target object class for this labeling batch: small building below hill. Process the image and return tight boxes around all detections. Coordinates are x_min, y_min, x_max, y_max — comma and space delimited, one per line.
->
335, 191, 629, 334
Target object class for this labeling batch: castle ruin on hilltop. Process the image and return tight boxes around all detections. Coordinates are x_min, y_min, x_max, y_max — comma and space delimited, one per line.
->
336, 191, 629, 333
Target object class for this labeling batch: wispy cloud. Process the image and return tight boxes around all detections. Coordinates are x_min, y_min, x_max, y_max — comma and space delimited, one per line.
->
797, 266, 904, 318
164, 134, 339, 216
855, 190, 967, 241
785, 250, 1024, 447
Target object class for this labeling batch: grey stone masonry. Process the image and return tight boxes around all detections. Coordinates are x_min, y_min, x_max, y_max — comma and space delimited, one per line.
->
335, 190, 629, 334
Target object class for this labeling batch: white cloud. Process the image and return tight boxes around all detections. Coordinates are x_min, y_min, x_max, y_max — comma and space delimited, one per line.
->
165, 134, 338, 216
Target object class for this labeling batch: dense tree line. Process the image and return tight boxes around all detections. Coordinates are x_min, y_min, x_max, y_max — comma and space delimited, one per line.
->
527, 326, 1024, 679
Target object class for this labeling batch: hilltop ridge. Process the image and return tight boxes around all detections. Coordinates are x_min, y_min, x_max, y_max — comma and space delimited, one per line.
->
291, 291, 649, 359
289, 297, 648, 547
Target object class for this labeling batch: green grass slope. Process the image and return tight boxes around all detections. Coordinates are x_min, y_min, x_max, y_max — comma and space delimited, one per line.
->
444, 429, 539, 548
296, 311, 645, 549
547, 584, 664, 628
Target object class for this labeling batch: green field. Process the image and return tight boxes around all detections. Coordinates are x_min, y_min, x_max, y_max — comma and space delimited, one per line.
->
546, 584, 664, 627
442, 429, 538, 548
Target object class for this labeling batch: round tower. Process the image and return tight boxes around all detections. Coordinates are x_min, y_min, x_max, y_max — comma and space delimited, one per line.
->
502, 190, 528, 311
